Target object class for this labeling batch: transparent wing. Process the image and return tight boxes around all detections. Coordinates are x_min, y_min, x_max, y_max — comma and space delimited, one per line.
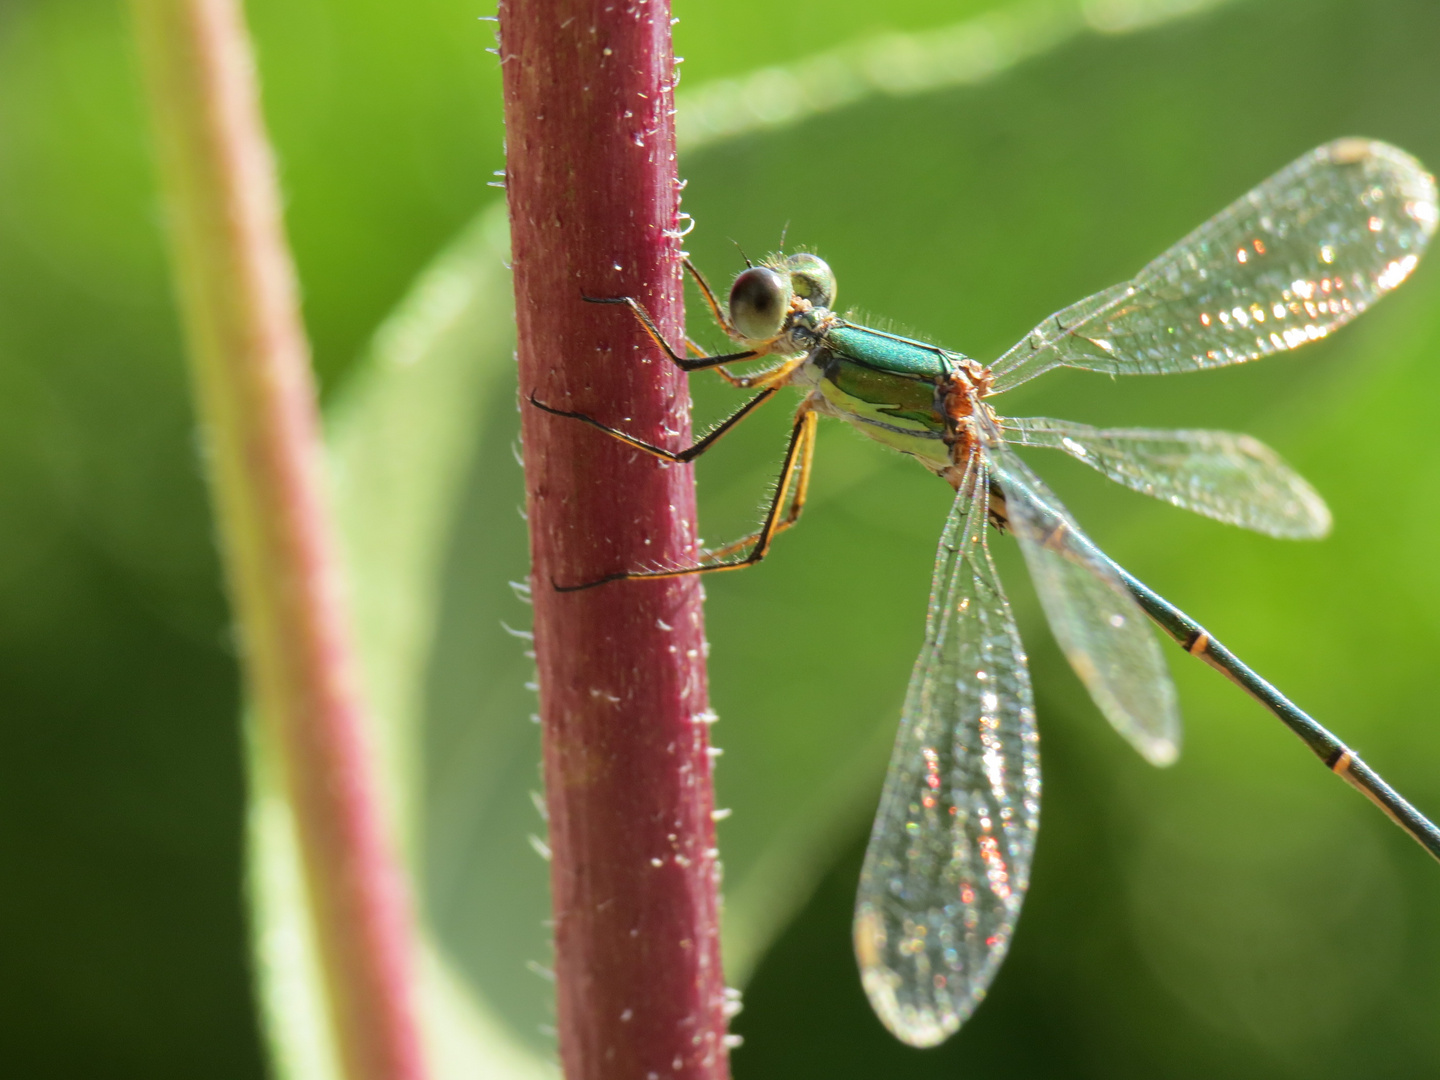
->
1001, 416, 1331, 539
990, 139, 1438, 392
988, 443, 1180, 766
855, 451, 1040, 1049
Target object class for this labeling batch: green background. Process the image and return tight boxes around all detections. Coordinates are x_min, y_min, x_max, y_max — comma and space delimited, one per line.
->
3, 0, 1439, 1076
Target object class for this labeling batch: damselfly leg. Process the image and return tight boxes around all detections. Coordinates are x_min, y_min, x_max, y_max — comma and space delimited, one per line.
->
527, 387, 779, 465
548, 403, 818, 591
537, 279, 820, 589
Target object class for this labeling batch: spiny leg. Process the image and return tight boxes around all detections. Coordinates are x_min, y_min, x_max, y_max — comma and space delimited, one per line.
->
703, 407, 818, 560
583, 294, 757, 371
683, 257, 730, 332
554, 403, 818, 591
682, 258, 764, 382
682, 337, 793, 390
528, 387, 779, 464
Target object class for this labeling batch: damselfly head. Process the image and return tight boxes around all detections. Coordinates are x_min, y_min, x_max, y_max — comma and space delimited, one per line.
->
728, 253, 837, 346
728, 265, 791, 342
778, 252, 836, 310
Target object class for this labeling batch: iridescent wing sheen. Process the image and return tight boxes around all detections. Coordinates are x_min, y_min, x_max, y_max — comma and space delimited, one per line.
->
988, 443, 1181, 767
855, 450, 1040, 1049
989, 139, 1438, 392
1000, 416, 1331, 539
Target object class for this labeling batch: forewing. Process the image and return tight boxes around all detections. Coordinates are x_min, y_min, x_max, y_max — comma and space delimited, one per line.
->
991, 139, 1438, 391
855, 452, 1040, 1048
989, 444, 1181, 766
1001, 416, 1331, 538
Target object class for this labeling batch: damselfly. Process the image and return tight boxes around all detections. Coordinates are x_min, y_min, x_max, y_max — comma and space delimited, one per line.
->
533, 138, 1440, 1046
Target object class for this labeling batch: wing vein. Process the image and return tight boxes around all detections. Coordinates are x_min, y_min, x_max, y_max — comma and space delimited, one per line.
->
855, 449, 1039, 1048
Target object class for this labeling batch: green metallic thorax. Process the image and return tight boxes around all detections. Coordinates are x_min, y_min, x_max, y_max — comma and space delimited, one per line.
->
798, 322, 966, 468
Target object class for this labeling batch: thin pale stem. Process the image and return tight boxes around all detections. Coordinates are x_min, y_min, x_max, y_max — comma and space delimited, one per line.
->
1116, 566, 1440, 863
128, 1, 426, 1077
498, 2, 731, 1079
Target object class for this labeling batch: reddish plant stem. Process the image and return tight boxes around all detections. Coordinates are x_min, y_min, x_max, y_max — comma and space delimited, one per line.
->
499, 3, 730, 1079
129, 1, 426, 1077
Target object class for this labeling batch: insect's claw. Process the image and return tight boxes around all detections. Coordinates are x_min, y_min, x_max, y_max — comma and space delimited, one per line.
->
528, 391, 581, 420
581, 293, 631, 305
552, 573, 598, 593
552, 570, 630, 593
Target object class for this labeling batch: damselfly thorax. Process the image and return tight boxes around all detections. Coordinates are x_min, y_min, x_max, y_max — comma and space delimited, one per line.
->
787, 317, 999, 489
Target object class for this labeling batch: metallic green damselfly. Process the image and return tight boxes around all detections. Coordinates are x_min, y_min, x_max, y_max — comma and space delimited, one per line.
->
534, 138, 1440, 1047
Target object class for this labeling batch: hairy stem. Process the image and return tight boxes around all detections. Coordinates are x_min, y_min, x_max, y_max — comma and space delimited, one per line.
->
129, 1, 426, 1076
498, 2, 731, 1077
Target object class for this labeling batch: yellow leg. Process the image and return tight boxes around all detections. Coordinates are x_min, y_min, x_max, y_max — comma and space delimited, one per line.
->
683, 257, 730, 333
703, 406, 817, 560
584, 293, 756, 371
554, 403, 819, 591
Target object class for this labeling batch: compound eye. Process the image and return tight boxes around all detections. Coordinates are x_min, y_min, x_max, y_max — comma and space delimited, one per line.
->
784, 254, 836, 309
729, 266, 791, 341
